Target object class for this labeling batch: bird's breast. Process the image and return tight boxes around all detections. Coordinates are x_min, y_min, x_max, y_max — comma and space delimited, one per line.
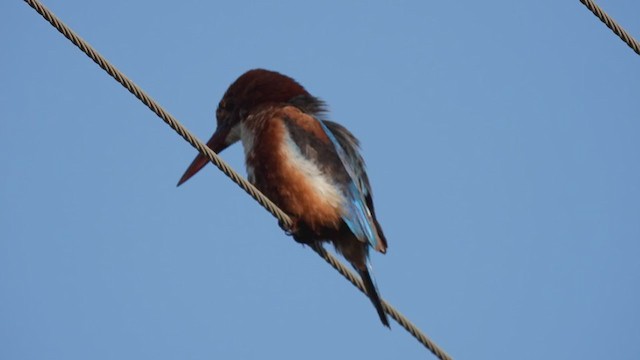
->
240, 107, 345, 231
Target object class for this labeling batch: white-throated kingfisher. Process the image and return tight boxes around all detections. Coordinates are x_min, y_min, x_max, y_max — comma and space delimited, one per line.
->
177, 69, 390, 327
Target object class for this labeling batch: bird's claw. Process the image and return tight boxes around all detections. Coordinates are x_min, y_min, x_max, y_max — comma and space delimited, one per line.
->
278, 218, 314, 245
278, 218, 298, 236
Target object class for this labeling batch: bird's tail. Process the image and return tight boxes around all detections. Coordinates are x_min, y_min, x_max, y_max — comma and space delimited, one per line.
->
358, 262, 390, 328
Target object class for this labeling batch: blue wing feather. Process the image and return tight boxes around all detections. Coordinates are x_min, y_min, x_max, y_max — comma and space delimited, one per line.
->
318, 121, 379, 249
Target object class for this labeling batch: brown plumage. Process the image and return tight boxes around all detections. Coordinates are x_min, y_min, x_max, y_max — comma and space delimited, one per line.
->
178, 69, 390, 327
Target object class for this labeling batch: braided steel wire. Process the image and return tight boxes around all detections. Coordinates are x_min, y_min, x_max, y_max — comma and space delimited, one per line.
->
310, 243, 452, 360
21, 0, 453, 359
579, 0, 640, 55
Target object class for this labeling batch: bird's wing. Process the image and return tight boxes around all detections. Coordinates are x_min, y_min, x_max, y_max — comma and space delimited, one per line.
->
321, 120, 387, 252
316, 120, 385, 252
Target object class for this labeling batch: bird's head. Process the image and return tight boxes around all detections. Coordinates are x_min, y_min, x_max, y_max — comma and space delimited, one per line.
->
177, 69, 311, 186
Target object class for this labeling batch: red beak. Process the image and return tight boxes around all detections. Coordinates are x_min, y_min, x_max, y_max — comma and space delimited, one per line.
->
176, 127, 231, 186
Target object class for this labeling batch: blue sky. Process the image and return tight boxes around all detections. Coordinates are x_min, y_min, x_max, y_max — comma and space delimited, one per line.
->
2, 1, 639, 359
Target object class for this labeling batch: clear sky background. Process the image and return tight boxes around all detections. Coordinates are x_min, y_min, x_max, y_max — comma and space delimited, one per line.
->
2, 1, 639, 359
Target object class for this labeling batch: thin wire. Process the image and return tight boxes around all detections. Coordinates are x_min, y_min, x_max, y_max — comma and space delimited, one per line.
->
21, 0, 453, 359
579, 0, 640, 55
310, 244, 452, 360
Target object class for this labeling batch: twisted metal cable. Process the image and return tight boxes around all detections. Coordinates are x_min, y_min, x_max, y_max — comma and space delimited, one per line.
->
310, 243, 453, 360
21, 0, 453, 359
579, 0, 640, 55
20, 0, 289, 225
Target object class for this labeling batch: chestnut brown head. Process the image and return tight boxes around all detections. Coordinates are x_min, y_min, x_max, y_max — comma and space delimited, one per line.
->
177, 69, 311, 186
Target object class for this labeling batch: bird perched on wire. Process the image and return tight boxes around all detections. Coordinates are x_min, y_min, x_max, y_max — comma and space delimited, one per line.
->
177, 69, 390, 327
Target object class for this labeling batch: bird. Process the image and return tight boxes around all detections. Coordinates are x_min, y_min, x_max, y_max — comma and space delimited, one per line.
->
177, 69, 390, 327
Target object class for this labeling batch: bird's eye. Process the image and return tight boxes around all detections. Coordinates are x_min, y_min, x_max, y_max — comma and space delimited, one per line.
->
219, 99, 233, 111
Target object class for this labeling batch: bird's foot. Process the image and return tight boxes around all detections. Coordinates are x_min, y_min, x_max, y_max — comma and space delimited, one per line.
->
278, 217, 299, 236
278, 217, 315, 245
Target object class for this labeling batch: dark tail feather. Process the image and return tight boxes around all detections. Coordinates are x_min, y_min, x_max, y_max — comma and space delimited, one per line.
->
358, 266, 390, 328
